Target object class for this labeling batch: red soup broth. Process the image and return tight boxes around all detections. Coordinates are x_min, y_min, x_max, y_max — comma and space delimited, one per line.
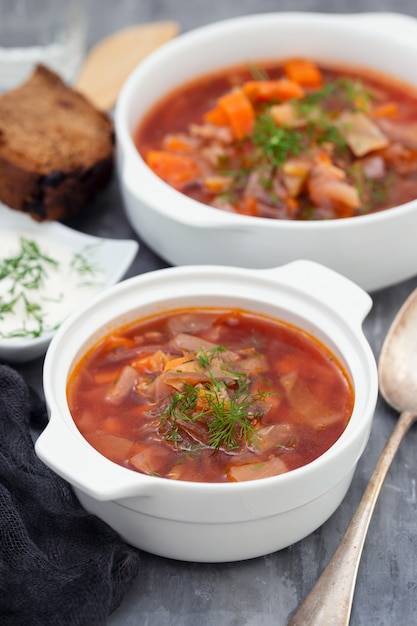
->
135, 58, 417, 220
67, 307, 354, 483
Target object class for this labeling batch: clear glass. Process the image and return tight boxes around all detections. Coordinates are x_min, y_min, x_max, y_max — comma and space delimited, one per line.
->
0, 0, 87, 91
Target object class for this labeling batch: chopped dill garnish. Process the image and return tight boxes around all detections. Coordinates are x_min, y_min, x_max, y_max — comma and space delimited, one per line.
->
160, 346, 271, 450
297, 82, 338, 113
0, 237, 58, 293
305, 118, 347, 152
297, 78, 373, 114
197, 344, 226, 368
252, 113, 304, 168
70, 244, 101, 286
0, 237, 103, 340
336, 77, 374, 111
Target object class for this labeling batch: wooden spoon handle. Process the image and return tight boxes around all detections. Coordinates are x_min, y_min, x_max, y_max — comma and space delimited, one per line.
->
287, 409, 416, 626
75, 20, 180, 111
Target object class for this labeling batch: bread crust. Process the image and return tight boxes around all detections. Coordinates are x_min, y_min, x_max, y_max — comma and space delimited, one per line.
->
0, 65, 114, 221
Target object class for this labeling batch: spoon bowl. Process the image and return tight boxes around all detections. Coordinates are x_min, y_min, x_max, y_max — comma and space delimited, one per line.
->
288, 286, 417, 625
379, 288, 417, 413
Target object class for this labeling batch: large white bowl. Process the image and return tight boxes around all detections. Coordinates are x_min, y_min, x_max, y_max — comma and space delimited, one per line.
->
115, 11, 417, 293
35, 260, 378, 562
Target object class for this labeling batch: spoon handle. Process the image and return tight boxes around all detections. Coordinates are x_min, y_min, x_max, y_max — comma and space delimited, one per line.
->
287, 409, 416, 626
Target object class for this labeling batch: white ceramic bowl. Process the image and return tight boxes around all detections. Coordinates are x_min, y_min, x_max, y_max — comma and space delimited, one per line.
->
0, 203, 138, 362
35, 260, 378, 562
115, 11, 417, 293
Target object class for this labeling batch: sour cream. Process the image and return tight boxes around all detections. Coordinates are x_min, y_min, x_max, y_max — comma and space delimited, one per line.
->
0, 230, 103, 340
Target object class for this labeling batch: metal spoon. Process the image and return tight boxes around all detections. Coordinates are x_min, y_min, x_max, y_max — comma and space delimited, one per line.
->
288, 287, 417, 626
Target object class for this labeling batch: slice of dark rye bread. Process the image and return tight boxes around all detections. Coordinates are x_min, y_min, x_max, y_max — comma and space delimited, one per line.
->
0, 64, 114, 221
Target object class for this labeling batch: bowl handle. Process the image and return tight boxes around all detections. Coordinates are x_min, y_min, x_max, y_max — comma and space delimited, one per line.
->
260, 260, 373, 325
35, 416, 153, 501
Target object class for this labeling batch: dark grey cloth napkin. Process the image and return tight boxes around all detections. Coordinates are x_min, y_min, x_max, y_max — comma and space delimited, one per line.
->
0, 364, 141, 626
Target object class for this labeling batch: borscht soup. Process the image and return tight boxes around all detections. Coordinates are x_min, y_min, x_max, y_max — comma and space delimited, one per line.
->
67, 307, 354, 483
135, 57, 417, 220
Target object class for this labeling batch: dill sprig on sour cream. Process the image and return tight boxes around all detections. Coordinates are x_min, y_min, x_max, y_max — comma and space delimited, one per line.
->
0, 237, 102, 339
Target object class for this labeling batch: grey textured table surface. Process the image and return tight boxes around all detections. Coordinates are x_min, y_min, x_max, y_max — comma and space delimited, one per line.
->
13, 1, 417, 625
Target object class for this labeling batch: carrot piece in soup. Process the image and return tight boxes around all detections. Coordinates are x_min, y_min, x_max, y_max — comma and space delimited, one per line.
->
217, 89, 255, 139
283, 58, 323, 88
164, 355, 191, 372
146, 150, 201, 186
240, 196, 260, 216
163, 134, 196, 152
203, 175, 233, 193
104, 334, 136, 350
204, 105, 230, 126
285, 197, 299, 216
103, 416, 125, 436
243, 79, 305, 102
371, 102, 398, 118
93, 368, 120, 385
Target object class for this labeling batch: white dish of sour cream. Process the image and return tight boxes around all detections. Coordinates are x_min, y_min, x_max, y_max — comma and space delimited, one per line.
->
0, 203, 139, 363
